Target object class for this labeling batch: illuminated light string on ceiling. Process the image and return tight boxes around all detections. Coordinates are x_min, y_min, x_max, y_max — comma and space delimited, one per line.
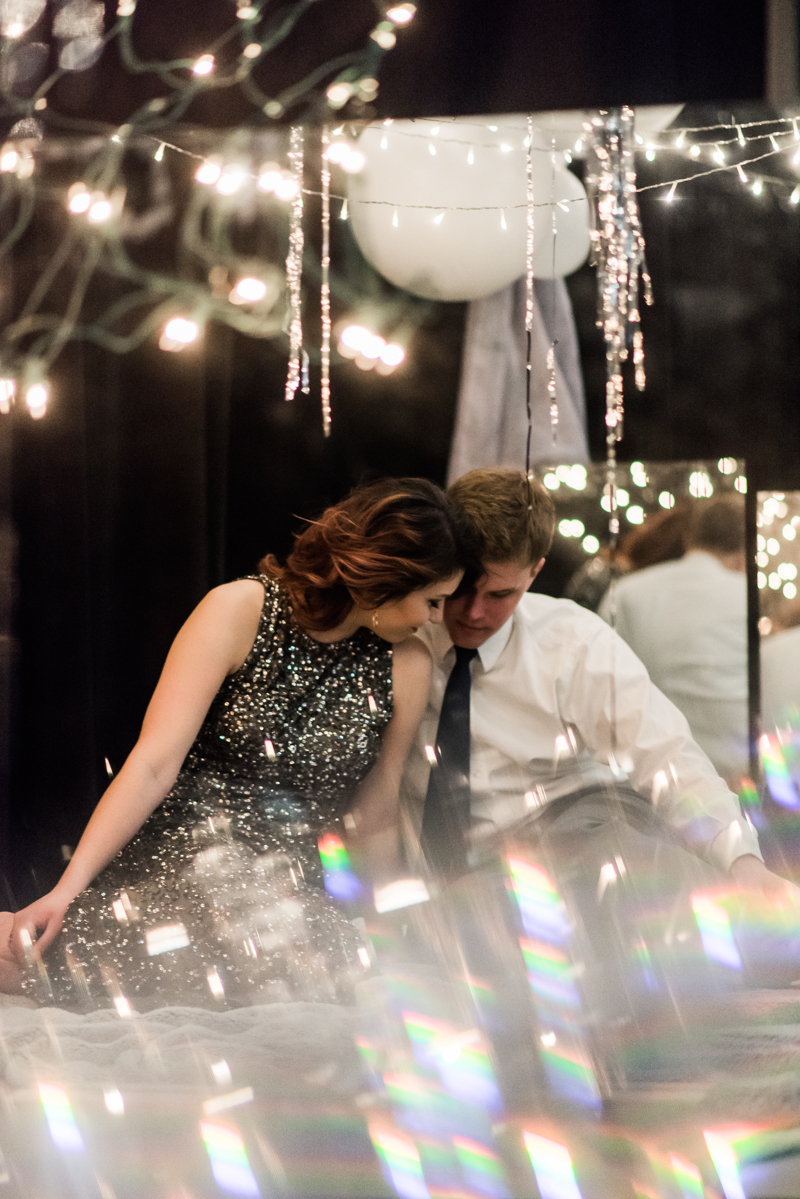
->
0, 0, 418, 429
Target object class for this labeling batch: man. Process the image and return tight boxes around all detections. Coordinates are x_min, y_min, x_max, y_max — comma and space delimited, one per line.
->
599, 494, 748, 783
408, 467, 783, 899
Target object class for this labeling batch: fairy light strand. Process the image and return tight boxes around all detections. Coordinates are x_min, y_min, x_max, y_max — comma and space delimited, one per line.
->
283, 125, 304, 402
320, 125, 332, 436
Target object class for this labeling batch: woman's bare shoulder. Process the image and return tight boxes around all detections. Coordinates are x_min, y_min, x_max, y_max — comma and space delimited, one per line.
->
180, 579, 266, 672
392, 636, 433, 694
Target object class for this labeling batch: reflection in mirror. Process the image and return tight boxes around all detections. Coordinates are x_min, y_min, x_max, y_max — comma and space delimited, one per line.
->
533, 459, 748, 788
757, 492, 800, 808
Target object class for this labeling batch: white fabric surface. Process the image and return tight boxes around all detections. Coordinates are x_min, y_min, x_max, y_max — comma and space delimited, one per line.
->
0, 999, 361, 1090
409, 592, 760, 872
761, 625, 800, 731
599, 552, 748, 778
447, 277, 588, 483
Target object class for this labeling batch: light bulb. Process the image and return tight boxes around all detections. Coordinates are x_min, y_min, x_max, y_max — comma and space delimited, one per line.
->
216, 167, 247, 195
195, 161, 221, 185
67, 182, 91, 213
326, 82, 352, 108
230, 276, 267, 304
87, 196, 112, 222
242, 43, 261, 58
379, 343, 404, 367
371, 28, 396, 48
386, 3, 415, 21
0, 147, 18, 173
340, 148, 365, 173
273, 175, 298, 201
192, 54, 215, 76
0, 379, 15, 414
26, 382, 47, 418
159, 318, 199, 351
257, 166, 282, 192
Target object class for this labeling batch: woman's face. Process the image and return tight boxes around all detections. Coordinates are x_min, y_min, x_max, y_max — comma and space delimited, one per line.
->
372, 572, 463, 643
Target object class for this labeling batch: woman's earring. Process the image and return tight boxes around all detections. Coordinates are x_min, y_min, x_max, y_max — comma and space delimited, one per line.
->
371, 609, 379, 633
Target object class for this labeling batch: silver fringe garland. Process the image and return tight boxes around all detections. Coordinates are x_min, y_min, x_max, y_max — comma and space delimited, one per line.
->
284, 125, 304, 402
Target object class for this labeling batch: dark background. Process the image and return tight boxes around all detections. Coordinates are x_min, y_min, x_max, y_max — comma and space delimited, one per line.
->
4, 0, 797, 903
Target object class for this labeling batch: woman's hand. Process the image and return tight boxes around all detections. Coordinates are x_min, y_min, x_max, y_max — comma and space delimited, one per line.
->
11, 889, 72, 960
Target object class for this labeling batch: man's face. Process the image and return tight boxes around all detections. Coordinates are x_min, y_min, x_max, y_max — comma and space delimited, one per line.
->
444, 558, 545, 649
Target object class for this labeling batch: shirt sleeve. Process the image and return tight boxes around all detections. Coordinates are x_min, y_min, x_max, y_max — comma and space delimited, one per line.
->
559, 616, 762, 873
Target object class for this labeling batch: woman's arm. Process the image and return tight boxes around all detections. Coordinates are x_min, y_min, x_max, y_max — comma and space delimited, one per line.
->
347, 637, 432, 880
12, 579, 265, 955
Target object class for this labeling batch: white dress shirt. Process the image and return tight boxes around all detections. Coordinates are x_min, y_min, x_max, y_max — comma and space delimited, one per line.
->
761, 625, 800, 731
407, 592, 760, 873
599, 552, 748, 778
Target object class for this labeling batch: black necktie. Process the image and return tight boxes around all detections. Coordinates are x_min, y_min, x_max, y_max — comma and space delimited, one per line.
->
421, 646, 478, 879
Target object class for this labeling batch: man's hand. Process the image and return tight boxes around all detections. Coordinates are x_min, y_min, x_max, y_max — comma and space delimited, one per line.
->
730, 854, 800, 905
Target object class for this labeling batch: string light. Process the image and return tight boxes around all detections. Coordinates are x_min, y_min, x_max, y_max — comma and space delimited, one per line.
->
664, 180, 678, 202
159, 318, 199, 351
0, 146, 19, 173
386, 3, 416, 21
25, 382, 47, 418
67, 182, 91, 213
195, 160, 222, 185
242, 43, 261, 58
524, 114, 535, 476
229, 277, 267, 304
192, 54, 214, 76
153, 142, 165, 162
87, 194, 112, 222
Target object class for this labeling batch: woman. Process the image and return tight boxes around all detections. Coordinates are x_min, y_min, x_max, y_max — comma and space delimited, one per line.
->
3, 478, 465, 1008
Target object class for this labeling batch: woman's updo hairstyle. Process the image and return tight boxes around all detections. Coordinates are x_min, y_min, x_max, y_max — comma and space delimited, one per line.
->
261, 478, 467, 632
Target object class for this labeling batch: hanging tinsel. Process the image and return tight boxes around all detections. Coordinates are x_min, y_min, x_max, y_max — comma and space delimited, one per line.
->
284, 125, 305, 402
583, 106, 653, 540
320, 126, 332, 436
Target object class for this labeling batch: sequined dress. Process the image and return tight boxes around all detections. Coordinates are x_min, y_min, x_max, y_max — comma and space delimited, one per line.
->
30, 576, 393, 1011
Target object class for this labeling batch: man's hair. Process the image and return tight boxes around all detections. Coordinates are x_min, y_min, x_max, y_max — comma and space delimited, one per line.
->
688, 494, 746, 556
448, 467, 556, 566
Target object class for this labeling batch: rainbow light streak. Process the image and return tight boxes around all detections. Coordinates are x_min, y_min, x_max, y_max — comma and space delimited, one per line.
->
37, 1083, 85, 1154
368, 1124, 431, 1199
506, 857, 571, 943
200, 1120, 260, 1197
318, 833, 362, 902
703, 1132, 746, 1199
669, 1154, 704, 1199
522, 1132, 582, 1199
691, 891, 742, 969
540, 1043, 601, 1108
402, 1013, 502, 1113
452, 1136, 511, 1198
519, 938, 581, 1009
760, 734, 800, 808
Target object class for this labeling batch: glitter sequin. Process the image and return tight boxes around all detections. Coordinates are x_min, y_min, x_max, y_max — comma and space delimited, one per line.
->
27, 576, 393, 1010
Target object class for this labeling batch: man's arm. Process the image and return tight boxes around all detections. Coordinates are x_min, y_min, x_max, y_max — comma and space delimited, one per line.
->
562, 618, 761, 874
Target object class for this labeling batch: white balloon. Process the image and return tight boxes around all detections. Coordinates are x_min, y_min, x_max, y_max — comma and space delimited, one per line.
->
530, 105, 684, 153
347, 118, 591, 302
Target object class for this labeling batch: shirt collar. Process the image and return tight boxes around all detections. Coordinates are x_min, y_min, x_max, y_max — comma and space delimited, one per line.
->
476, 614, 514, 670
426, 612, 515, 671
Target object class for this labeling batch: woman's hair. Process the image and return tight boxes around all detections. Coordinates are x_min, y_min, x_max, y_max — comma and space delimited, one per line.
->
261, 478, 467, 632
